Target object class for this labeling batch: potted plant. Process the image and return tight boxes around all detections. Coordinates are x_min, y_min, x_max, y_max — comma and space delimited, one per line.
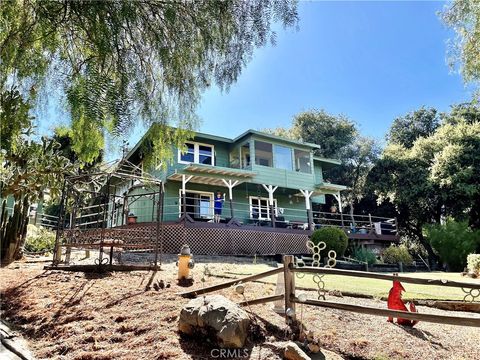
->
127, 212, 137, 225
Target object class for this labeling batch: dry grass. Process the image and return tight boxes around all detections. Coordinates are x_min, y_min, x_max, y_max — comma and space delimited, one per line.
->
1, 255, 479, 360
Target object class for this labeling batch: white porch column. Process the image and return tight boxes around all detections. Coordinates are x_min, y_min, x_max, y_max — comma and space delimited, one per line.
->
221, 179, 240, 200
262, 184, 278, 227
300, 189, 314, 230
222, 179, 240, 219
181, 175, 193, 195
181, 175, 193, 218
332, 191, 343, 212
262, 184, 278, 205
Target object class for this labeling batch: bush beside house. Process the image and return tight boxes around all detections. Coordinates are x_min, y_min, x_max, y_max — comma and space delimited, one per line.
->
425, 220, 480, 271
382, 245, 413, 266
24, 225, 56, 253
352, 246, 377, 265
467, 254, 480, 276
310, 227, 348, 257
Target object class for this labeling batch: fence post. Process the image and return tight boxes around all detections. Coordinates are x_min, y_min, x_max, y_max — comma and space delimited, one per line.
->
283, 255, 296, 323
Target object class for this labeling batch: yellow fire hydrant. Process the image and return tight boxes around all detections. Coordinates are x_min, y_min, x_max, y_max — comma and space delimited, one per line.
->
177, 244, 194, 280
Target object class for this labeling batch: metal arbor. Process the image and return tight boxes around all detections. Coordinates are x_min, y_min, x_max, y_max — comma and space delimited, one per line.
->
52, 159, 164, 269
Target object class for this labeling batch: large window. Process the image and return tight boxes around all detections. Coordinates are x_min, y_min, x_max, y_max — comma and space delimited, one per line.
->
249, 196, 277, 220
294, 149, 311, 173
179, 190, 214, 219
254, 141, 273, 167
274, 145, 293, 170
199, 145, 213, 165
179, 142, 214, 165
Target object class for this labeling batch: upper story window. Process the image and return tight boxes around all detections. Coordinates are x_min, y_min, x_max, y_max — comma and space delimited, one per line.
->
254, 141, 273, 167
274, 145, 292, 170
179, 142, 214, 165
294, 149, 311, 173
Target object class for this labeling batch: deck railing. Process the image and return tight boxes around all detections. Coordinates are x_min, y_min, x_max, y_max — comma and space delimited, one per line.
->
67, 195, 397, 236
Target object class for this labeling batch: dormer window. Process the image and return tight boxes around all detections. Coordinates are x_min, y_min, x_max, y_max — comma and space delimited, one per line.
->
179, 142, 214, 165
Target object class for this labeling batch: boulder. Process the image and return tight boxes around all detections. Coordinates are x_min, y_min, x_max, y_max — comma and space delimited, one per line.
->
284, 341, 311, 360
178, 294, 250, 348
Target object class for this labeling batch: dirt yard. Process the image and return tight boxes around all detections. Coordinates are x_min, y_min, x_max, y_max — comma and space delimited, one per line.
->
1, 255, 479, 360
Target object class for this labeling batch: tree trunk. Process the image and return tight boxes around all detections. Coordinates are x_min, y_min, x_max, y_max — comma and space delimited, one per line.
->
349, 202, 355, 222
415, 229, 439, 269
469, 194, 480, 231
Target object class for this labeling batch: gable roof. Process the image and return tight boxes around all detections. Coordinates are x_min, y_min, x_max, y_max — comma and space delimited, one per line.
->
232, 129, 320, 149
125, 125, 333, 162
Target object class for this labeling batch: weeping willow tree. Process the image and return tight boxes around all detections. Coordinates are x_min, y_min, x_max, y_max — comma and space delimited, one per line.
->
442, 0, 480, 86
1, 0, 298, 163
1, 0, 297, 265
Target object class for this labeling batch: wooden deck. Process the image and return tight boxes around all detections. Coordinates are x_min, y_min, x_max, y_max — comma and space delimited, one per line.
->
61, 219, 399, 257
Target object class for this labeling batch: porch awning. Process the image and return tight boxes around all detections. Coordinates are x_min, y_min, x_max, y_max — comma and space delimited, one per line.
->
314, 182, 348, 194
167, 164, 256, 186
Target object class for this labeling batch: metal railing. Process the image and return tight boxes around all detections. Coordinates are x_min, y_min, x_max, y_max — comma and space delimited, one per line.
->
62, 194, 397, 235
158, 195, 398, 234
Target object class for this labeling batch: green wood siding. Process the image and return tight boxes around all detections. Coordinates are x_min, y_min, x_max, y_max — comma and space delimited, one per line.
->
138, 130, 337, 219
161, 181, 313, 224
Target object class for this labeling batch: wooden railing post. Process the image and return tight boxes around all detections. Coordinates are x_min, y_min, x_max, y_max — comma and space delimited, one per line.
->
283, 255, 296, 323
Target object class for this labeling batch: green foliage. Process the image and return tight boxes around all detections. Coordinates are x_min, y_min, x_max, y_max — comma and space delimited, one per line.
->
352, 246, 377, 265
24, 225, 55, 253
425, 220, 480, 271
293, 109, 357, 159
442, 0, 480, 83
1, 136, 74, 200
417, 114, 480, 229
310, 227, 348, 257
1, 82, 74, 264
0, 87, 34, 155
467, 254, 480, 275
386, 107, 440, 148
264, 109, 379, 214
382, 245, 413, 266
1, 0, 298, 164
369, 102, 480, 263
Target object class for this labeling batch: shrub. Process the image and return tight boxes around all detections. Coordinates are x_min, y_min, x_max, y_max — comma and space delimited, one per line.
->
425, 220, 480, 271
24, 225, 56, 253
382, 245, 413, 266
352, 246, 377, 265
310, 226, 348, 257
467, 254, 480, 275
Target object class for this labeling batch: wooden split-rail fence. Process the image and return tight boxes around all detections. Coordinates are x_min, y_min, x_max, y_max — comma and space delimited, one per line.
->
179, 255, 480, 328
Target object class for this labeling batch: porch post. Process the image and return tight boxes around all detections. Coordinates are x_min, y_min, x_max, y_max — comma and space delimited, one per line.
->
333, 191, 343, 213
181, 175, 193, 219
222, 179, 239, 220
300, 190, 314, 231
262, 184, 278, 227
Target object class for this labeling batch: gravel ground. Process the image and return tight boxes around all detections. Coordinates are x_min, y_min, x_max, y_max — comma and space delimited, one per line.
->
1, 255, 479, 360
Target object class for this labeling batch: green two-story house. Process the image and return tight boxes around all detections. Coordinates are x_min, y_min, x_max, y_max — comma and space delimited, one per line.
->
122, 128, 348, 228
59, 126, 398, 258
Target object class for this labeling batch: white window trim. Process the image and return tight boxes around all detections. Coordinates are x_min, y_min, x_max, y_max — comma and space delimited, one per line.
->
249, 196, 278, 220
178, 141, 215, 166
178, 189, 214, 218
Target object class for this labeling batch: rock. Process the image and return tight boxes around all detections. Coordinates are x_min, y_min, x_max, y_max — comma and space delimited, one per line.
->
307, 342, 320, 353
178, 295, 250, 348
284, 341, 311, 360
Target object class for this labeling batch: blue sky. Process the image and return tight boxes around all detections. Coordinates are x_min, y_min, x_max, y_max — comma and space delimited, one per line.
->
195, 0, 473, 143
36, 1, 475, 156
